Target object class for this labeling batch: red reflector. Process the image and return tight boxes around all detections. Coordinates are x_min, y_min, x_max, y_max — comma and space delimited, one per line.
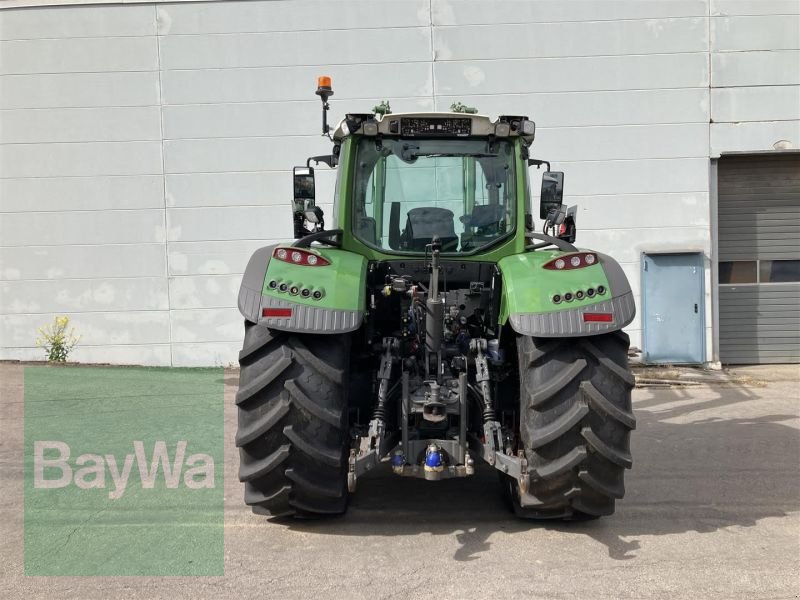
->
583, 312, 613, 323
262, 308, 292, 318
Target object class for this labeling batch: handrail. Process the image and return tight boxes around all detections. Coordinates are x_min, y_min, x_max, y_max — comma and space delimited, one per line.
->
524, 232, 578, 252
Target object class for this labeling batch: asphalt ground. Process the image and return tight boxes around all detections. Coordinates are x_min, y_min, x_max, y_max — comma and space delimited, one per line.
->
1, 362, 798, 599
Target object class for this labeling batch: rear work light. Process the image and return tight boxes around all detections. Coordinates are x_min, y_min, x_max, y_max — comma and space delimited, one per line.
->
272, 248, 330, 266
543, 252, 598, 270
583, 312, 613, 323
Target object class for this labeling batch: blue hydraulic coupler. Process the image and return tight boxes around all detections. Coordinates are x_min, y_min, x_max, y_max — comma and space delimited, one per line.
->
424, 444, 444, 473
391, 452, 405, 474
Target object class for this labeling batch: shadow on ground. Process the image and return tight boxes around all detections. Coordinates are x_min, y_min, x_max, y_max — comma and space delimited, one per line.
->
271, 381, 800, 562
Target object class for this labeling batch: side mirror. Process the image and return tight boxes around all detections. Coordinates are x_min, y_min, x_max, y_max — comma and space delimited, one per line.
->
293, 166, 315, 205
539, 171, 564, 219
293, 167, 317, 238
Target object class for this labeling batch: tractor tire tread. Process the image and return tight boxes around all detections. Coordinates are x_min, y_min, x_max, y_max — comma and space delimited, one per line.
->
236, 321, 350, 518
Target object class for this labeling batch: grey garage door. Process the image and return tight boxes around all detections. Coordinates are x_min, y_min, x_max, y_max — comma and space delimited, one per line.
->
717, 154, 800, 364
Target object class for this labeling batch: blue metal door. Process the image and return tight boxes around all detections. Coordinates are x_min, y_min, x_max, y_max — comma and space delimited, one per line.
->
642, 253, 705, 364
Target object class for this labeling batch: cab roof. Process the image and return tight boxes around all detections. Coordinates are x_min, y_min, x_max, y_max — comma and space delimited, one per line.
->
332, 112, 535, 143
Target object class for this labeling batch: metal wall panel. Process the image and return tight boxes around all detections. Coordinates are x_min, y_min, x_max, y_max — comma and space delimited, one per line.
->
0, 71, 161, 109
165, 170, 336, 208
167, 240, 266, 276
435, 53, 709, 95
533, 123, 709, 161
167, 206, 287, 242
0, 311, 171, 347
168, 275, 240, 310
712, 50, 800, 87
711, 121, 800, 157
0, 344, 173, 366
161, 62, 433, 105
711, 14, 800, 50
435, 88, 710, 127
0, 176, 164, 211
0, 4, 156, 39
158, 27, 431, 70
712, 0, 800, 16
432, 0, 709, 24
162, 98, 433, 140
1, 141, 163, 178
170, 308, 241, 343
434, 18, 708, 59
576, 193, 710, 230
712, 87, 800, 123
579, 227, 711, 264
1, 210, 165, 246
0, 106, 162, 143
158, 0, 429, 34
0, 277, 169, 313
0, 244, 167, 280
542, 158, 709, 196
163, 136, 332, 174
0, 36, 158, 74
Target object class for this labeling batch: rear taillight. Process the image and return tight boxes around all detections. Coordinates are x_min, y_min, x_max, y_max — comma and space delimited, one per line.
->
262, 308, 292, 318
583, 312, 613, 323
272, 248, 330, 266
543, 252, 598, 270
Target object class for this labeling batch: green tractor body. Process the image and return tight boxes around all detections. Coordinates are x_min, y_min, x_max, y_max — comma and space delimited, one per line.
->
236, 84, 636, 520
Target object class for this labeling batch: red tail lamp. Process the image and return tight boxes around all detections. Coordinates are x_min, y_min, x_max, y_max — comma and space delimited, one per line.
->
272, 248, 330, 266
543, 252, 598, 270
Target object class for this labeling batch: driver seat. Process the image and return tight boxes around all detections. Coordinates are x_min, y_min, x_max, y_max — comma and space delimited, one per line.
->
402, 207, 458, 251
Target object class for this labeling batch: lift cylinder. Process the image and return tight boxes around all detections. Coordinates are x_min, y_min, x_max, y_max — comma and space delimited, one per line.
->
425, 297, 444, 353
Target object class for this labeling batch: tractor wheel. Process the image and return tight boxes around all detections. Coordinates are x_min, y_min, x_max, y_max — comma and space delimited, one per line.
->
236, 321, 351, 518
508, 330, 636, 519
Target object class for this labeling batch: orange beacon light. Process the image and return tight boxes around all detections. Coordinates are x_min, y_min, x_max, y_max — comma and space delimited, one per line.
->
316, 76, 334, 135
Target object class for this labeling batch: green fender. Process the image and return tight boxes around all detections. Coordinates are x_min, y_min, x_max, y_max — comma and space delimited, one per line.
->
497, 251, 636, 337
237, 245, 367, 333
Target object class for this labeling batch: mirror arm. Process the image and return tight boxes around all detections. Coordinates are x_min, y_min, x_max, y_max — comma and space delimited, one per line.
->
292, 229, 343, 249
307, 154, 337, 168
527, 158, 551, 171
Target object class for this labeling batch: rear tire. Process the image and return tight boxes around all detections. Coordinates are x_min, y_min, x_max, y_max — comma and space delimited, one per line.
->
509, 330, 636, 519
236, 321, 351, 518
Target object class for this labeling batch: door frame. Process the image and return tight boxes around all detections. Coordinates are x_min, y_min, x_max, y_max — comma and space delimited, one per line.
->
641, 251, 706, 364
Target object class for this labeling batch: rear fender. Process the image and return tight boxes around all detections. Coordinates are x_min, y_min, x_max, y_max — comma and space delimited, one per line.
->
237, 245, 367, 333
498, 251, 635, 337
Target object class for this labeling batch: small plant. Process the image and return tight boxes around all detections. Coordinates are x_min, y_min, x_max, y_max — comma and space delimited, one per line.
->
35, 316, 81, 363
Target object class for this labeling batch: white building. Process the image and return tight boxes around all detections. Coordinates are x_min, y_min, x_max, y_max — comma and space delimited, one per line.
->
1, 0, 798, 366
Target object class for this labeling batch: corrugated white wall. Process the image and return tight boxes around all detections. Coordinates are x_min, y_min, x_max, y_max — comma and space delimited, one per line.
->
710, 0, 800, 154
0, 0, 797, 366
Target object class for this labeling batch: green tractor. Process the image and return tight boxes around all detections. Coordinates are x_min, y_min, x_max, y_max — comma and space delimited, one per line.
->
236, 77, 636, 520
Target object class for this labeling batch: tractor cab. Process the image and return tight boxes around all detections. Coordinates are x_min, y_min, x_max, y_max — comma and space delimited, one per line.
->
292, 77, 574, 254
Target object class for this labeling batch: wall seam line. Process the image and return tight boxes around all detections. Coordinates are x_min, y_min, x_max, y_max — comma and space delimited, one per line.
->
154, 4, 174, 367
